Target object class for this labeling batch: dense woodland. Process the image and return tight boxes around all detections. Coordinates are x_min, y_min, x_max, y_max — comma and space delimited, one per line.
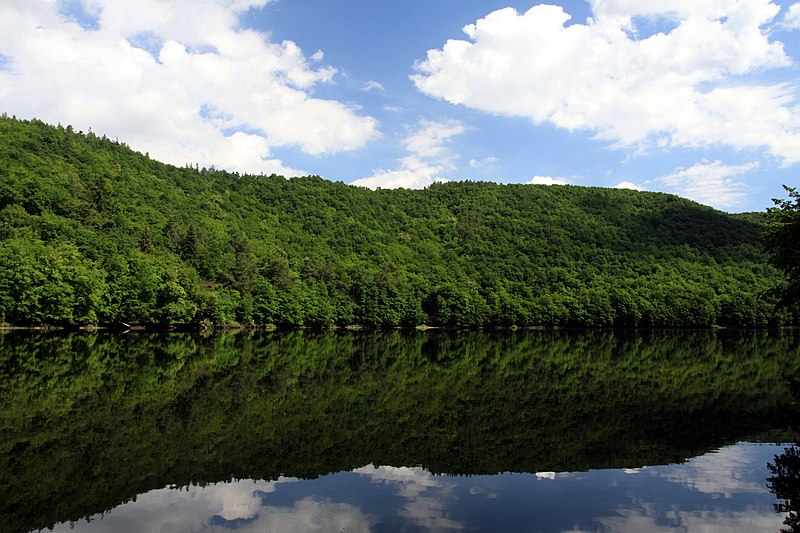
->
0, 115, 796, 327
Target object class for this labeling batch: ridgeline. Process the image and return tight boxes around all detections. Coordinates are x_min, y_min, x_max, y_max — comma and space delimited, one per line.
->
0, 115, 793, 327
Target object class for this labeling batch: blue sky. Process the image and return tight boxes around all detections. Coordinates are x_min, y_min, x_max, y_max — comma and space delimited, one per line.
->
2, 1, 800, 212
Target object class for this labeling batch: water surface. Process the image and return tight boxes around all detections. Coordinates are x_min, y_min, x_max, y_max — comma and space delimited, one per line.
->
1, 330, 798, 532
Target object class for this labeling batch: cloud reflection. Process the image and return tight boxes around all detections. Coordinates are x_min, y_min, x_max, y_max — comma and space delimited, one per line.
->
44, 445, 785, 533
651, 444, 769, 497
599, 506, 783, 532
353, 464, 465, 530
50, 478, 373, 533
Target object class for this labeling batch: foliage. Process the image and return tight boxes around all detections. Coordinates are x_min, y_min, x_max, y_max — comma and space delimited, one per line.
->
769, 445, 800, 533
0, 115, 794, 327
765, 186, 800, 308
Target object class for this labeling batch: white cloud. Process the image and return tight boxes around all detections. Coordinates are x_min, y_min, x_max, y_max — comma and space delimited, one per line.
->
656, 160, 757, 209
351, 119, 465, 189
0, 0, 379, 175
361, 80, 385, 93
412, 1, 800, 164
614, 181, 645, 191
528, 175, 570, 186
782, 2, 800, 29
590, 0, 761, 19
468, 156, 498, 168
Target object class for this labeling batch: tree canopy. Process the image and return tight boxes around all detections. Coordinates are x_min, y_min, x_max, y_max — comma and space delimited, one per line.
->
0, 115, 795, 327
765, 186, 800, 309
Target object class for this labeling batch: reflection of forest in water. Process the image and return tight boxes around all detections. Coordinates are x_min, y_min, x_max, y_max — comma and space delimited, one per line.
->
767, 350, 800, 533
1, 329, 799, 532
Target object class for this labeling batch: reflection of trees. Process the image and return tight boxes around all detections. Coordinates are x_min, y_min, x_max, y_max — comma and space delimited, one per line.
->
768, 445, 800, 533
767, 368, 800, 533
1, 329, 799, 532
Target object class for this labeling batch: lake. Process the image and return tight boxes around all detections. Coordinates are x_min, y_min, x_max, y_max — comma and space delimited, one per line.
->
1, 329, 798, 532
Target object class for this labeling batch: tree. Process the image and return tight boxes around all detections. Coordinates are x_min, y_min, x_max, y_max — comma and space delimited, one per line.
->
0, 116, 792, 327
768, 445, 800, 533
765, 186, 800, 307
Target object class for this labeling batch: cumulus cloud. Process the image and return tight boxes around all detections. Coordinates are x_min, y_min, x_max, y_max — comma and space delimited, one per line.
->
782, 2, 800, 29
0, 0, 379, 175
656, 160, 757, 209
528, 175, 570, 186
351, 119, 465, 189
412, 1, 800, 164
614, 181, 645, 191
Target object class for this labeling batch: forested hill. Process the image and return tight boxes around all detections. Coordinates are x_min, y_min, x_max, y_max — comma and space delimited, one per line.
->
0, 116, 793, 327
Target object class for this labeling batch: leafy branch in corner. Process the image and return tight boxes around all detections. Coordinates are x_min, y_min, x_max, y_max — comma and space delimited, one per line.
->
765, 186, 800, 308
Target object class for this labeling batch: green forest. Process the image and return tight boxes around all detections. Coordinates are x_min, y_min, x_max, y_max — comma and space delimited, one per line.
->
0, 115, 796, 328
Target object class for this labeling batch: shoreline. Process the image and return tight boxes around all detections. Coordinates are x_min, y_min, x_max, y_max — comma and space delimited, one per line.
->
0, 324, 797, 333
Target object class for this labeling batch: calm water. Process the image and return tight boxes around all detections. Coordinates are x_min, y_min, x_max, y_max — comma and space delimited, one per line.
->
1, 330, 799, 532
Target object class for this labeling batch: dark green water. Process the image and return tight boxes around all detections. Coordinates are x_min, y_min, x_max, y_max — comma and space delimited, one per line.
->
1, 330, 799, 532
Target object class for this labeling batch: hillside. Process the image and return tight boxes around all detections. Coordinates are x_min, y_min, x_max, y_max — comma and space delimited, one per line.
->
0, 115, 793, 327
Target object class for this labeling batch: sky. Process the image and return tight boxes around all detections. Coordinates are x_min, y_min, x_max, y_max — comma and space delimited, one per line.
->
2, 1, 800, 212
